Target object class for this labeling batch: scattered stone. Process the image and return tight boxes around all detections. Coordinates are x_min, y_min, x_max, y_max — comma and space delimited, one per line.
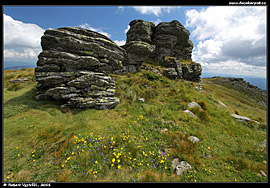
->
231, 114, 251, 121
219, 101, 227, 107
174, 160, 192, 176
231, 114, 261, 126
258, 170, 266, 177
138, 98, 145, 103
195, 82, 203, 92
182, 110, 198, 119
231, 114, 260, 125
188, 136, 199, 143
188, 101, 202, 110
172, 158, 181, 170
258, 140, 266, 148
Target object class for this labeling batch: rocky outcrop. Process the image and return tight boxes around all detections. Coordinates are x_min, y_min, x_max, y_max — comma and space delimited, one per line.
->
152, 20, 193, 61
120, 20, 156, 73
35, 27, 123, 109
121, 19, 201, 82
35, 20, 202, 109
204, 77, 266, 107
38, 27, 125, 74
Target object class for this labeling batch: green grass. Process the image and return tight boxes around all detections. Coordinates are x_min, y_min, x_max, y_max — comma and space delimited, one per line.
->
3, 68, 267, 182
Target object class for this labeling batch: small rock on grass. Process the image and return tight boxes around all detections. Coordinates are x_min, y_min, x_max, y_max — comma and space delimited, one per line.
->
138, 98, 145, 103
172, 158, 192, 176
188, 136, 199, 143
182, 109, 198, 119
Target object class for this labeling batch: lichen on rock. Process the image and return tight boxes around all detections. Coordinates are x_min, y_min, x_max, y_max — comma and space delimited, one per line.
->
35, 27, 122, 109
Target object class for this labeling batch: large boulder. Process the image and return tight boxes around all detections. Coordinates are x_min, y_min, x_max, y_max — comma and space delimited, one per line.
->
121, 41, 155, 72
182, 62, 202, 82
35, 27, 123, 109
152, 20, 193, 61
120, 20, 156, 73
126, 19, 155, 44
38, 27, 125, 74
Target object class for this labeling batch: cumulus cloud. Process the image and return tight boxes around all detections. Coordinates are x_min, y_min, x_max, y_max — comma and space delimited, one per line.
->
114, 40, 126, 46
185, 6, 266, 77
132, 6, 179, 16
78, 23, 111, 38
4, 14, 44, 62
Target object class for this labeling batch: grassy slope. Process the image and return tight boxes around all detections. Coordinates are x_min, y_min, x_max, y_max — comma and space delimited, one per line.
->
3, 67, 267, 182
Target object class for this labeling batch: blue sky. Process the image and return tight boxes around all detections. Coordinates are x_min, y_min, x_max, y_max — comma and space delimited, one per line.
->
3, 6, 267, 77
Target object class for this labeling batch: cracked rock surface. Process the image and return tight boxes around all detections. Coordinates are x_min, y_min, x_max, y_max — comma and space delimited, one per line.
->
35, 27, 122, 109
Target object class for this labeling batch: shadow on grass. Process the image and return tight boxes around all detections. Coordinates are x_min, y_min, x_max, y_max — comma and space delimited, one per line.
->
3, 87, 84, 118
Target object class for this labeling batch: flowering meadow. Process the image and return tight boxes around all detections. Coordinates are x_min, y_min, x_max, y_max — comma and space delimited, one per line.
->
3, 68, 267, 182
59, 115, 182, 181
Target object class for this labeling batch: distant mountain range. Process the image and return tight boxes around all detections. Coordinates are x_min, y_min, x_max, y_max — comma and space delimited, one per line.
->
4, 61, 36, 70
202, 72, 266, 91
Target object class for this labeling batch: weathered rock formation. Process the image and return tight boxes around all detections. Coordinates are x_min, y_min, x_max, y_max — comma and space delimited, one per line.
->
120, 20, 156, 73
152, 20, 193, 61
121, 19, 201, 81
35, 27, 123, 109
35, 19, 202, 109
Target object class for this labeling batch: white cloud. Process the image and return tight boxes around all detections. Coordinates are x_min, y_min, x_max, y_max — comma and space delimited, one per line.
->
117, 6, 125, 14
4, 14, 44, 63
201, 60, 266, 77
114, 40, 126, 46
186, 6, 266, 77
132, 6, 179, 16
152, 18, 162, 25
124, 25, 130, 34
78, 23, 111, 38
